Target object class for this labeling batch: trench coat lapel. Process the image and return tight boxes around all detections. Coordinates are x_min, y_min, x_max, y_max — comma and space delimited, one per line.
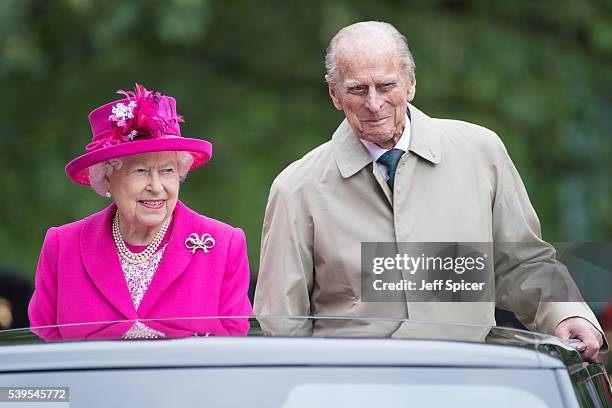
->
406, 104, 442, 165
332, 119, 373, 179
81, 203, 137, 320
137, 200, 195, 317
332, 118, 395, 204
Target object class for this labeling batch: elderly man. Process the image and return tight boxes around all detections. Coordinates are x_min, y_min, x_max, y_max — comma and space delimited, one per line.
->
254, 21, 605, 361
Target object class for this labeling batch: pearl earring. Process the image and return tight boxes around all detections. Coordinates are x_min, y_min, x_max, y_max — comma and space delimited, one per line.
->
105, 191, 111, 198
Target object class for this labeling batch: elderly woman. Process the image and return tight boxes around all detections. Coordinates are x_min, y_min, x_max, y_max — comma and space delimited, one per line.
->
28, 84, 252, 340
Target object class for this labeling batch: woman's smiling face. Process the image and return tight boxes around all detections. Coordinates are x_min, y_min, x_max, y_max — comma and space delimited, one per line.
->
108, 151, 180, 230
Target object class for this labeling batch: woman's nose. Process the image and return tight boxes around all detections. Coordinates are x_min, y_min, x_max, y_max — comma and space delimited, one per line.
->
147, 171, 163, 193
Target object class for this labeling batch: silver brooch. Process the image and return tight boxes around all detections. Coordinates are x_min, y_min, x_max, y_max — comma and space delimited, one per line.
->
184, 233, 215, 254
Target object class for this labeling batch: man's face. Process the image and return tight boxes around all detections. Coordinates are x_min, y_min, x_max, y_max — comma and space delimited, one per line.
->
327, 45, 415, 148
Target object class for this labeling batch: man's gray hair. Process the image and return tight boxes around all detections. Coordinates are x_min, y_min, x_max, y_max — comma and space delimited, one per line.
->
325, 21, 416, 86
88, 151, 194, 197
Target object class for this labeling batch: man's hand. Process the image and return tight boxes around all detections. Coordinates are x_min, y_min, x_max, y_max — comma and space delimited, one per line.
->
554, 317, 603, 362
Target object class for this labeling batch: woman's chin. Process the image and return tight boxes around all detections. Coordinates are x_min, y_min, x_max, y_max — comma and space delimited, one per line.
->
135, 212, 168, 228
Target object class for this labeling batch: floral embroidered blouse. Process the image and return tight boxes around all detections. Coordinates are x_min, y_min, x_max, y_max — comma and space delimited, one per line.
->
119, 222, 173, 339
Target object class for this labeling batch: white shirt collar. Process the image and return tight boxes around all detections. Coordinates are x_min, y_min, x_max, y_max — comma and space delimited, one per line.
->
359, 113, 411, 162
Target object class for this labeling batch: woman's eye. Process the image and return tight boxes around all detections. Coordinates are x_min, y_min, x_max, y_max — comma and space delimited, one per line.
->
132, 168, 148, 174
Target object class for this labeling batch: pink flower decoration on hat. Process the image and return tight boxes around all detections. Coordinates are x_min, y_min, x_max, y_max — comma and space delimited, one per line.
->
85, 83, 184, 152
114, 84, 184, 140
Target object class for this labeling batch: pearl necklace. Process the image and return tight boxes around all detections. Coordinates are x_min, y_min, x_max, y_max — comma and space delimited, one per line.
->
112, 211, 171, 265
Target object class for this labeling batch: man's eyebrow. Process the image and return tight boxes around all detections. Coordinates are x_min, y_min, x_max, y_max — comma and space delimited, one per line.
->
343, 80, 363, 88
379, 77, 398, 84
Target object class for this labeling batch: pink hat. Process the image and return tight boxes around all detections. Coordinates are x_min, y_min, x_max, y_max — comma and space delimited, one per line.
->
66, 83, 212, 185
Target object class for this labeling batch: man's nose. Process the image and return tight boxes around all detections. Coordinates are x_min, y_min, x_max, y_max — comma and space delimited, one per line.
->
365, 89, 383, 113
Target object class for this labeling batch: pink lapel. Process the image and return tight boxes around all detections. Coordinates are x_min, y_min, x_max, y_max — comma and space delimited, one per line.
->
136, 200, 197, 317
80, 203, 137, 320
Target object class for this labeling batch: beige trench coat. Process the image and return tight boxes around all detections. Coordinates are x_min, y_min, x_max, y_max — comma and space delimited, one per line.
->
254, 104, 604, 339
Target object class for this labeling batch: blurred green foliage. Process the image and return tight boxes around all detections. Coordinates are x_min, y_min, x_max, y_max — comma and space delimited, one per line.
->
1, 0, 611, 281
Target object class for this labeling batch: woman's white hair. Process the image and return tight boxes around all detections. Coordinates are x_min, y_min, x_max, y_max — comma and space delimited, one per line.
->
89, 151, 194, 197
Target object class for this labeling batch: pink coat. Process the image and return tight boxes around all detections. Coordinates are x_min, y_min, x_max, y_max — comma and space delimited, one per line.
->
28, 200, 253, 340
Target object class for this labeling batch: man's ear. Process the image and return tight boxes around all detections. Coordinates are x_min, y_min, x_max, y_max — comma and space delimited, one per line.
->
406, 77, 416, 102
325, 75, 343, 111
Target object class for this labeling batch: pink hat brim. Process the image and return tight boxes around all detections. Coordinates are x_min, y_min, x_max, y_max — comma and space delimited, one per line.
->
65, 137, 212, 186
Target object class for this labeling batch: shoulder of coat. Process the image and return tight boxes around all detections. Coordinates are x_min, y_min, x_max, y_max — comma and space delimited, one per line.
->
433, 118, 509, 161
176, 201, 238, 237
271, 140, 334, 193
52, 209, 102, 237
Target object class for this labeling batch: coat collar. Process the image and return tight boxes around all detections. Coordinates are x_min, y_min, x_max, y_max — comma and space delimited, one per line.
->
408, 104, 442, 165
80, 200, 197, 319
333, 103, 442, 179
137, 200, 196, 316
81, 203, 135, 319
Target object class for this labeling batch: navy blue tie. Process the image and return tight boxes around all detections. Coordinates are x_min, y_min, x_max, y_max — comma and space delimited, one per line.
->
377, 148, 404, 190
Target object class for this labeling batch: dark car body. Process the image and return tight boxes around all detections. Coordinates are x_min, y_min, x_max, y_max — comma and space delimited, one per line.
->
0, 317, 609, 407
